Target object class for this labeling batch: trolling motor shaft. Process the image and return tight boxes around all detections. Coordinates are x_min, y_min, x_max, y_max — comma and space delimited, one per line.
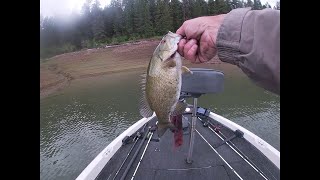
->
186, 97, 197, 164
181, 68, 225, 164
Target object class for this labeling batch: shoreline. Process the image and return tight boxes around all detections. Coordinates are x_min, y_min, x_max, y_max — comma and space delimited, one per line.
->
40, 66, 147, 99
40, 39, 234, 99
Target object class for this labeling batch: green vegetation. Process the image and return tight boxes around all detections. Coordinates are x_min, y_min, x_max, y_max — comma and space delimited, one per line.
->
40, 0, 280, 59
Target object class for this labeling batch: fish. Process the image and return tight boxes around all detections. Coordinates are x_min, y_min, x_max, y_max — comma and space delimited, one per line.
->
139, 31, 192, 137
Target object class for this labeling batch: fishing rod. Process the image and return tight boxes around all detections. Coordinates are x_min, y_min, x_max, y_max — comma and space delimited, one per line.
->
198, 116, 273, 180
119, 124, 151, 180
195, 128, 244, 180
111, 123, 147, 180
130, 126, 155, 180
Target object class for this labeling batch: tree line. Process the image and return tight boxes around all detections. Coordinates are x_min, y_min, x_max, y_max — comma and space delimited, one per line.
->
40, 0, 280, 59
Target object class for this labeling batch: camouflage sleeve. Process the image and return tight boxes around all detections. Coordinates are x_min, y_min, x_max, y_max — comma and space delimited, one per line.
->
216, 8, 280, 95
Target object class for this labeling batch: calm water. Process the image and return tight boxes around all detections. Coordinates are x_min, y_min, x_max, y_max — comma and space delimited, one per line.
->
40, 65, 280, 180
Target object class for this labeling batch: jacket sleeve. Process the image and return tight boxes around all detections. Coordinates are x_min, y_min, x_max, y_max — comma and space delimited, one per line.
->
216, 8, 280, 95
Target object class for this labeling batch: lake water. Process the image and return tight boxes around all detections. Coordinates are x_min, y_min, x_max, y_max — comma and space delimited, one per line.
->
40, 64, 280, 180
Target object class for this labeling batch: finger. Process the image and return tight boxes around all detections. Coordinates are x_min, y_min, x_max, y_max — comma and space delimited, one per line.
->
198, 42, 210, 63
183, 39, 198, 54
177, 38, 186, 57
183, 39, 197, 58
185, 44, 198, 63
196, 55, 207, 64
198, 35, 217, 63
176, 24, 186, 37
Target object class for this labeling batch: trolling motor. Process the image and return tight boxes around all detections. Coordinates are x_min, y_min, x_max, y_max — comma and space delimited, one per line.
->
180, 68, 224, 164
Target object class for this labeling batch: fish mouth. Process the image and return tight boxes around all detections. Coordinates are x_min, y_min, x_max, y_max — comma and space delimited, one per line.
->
168, 40, 181, 60
167, 31, 182, 39
168, 51, 180, 60
166, 51, 181, 62
170, 52, 176, 59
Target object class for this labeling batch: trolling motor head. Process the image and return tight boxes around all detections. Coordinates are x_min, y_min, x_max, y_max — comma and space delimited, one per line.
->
180, 68, 224, 98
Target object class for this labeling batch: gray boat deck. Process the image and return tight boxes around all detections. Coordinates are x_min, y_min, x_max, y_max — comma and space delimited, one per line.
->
96, 111, 280, 180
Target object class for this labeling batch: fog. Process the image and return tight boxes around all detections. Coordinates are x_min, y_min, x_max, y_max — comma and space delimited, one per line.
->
40, 0, 278, 18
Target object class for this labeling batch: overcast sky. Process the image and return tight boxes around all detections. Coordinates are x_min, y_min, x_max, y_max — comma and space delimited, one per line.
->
40, 0, 279, 17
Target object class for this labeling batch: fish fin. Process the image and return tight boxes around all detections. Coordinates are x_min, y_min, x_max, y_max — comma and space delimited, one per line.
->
165, 59, 176, 68
157, 122, 176, 137
181, 66, 193, 74
171, 100, 188, 116
139, 73, 154, 118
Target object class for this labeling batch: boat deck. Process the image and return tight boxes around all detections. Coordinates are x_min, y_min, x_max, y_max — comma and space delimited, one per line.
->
96, 112, 280, 180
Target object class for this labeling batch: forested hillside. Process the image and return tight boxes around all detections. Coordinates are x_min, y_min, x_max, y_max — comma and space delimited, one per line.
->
40, 0, 280, 59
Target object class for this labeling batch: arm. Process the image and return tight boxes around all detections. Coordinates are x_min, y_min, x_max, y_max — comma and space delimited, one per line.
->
217, 8, 280, 95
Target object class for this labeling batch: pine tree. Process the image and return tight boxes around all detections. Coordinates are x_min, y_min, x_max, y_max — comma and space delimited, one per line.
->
102, 7, 114, 37
110, 0, 124, 36
253, 0, 263, 10
149, 0, 157, 29
170, 0, 183, 31
215, 0, 231, 14
141, 0, 154, 37
230, 0, 244, 8
133, 0, 144, 36
276, 1, 280, 10
43, 0, 267, 59
192, 0, 202, 18
245, 0, 253, 7
208, 0, 215, 15
155, 0, 173, 35
200, 0, 208, 15
225, 0, 232, 11
193, 0, 209, 17
123, 0, 135, 35
41, 17, 59, 47
182, 0, 192, 21
91, 0, 106, 42
80, 0, 93, 41
262, 2, 271, 9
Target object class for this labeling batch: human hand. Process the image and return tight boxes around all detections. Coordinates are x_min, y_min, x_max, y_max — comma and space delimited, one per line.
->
176, 14, 226, 63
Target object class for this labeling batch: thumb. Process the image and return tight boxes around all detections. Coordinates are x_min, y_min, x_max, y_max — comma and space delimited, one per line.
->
176, 25, 186, 37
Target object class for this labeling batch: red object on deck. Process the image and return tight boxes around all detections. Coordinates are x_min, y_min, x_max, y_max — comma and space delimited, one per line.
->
171, 114, 183, 148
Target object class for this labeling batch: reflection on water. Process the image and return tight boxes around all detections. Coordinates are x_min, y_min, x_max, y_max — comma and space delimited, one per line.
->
40, 66, 279, 180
